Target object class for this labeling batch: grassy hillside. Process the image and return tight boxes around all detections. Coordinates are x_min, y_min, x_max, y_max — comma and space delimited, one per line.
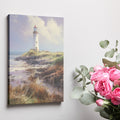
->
9, 49, 64, 105
16, 49, 63, 65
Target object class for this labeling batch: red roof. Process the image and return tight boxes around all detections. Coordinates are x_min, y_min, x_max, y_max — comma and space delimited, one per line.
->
34, 25, 37, 28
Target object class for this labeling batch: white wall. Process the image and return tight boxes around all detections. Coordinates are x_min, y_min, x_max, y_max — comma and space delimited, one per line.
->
0, 0, 120, 120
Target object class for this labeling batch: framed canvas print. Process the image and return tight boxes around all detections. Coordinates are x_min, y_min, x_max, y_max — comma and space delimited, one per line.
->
8, 14, 64, 105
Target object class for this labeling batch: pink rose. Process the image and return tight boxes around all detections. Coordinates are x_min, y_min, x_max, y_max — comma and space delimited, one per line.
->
114, 80, 120, 86
96, 99, 109, 106
118, 64, 120, 67
90, 70, 109, 83
109, 68, 120, 81
102, 67, 110, 72
96, 99, 104, 106
111, 88, 120, 105
95, 79, 113, 99
94, 65, 103, 72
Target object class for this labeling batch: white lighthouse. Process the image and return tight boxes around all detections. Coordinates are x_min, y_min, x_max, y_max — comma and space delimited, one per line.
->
33, 25, 39, 51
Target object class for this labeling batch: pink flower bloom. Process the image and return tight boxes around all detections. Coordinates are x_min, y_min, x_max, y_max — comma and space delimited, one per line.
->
118, 64, 120, 67
90, 70, 109, 83
96, 99, 104, 106
96, 99, 109, 106
109, 68, 120, 81
90, 72, 94, 76
111, 88, 120, 105
95, 79, 113, 99
94, 65, 103, 72
102, 67, 110, 72
114, 80, 120, 86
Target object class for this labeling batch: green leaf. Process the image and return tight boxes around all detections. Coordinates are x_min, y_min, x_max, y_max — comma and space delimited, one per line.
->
80, 65, 88, 76
77, 78, 83, 82
71, 87, 84, 99
85, 67, 93, 80
86, 82, 91, 85
86, 73, 91, 80
116, 40, 119, 47
102, 58, 116, 67
79, 91, 95, 105
89, 67, 94, 72
74, 74, 80, 79
102, 58, 120, 70
99, 40, 109, 49
100, 110, 109, 119
114, 48, 118, 52
75, 68, 81, 74
116, 53, 120, 61
105, 49, 115, 58
95, 106, 104, 112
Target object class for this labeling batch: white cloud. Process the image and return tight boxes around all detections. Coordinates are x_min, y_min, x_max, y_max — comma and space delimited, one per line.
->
24, 16, 63, 45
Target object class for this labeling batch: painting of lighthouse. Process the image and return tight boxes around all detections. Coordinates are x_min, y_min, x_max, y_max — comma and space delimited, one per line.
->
8, 14, 64, 105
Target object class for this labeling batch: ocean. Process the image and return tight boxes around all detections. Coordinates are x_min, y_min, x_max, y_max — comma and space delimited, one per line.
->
9, 51, 29, 87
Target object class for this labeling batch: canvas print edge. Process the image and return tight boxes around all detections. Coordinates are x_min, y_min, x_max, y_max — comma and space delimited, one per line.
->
8, 14, 64, 105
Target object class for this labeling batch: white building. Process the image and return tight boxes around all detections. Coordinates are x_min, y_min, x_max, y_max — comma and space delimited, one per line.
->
33, 25, 39, 51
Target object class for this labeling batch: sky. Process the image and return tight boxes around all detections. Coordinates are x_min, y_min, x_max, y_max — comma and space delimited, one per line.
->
9, 14, 64, 52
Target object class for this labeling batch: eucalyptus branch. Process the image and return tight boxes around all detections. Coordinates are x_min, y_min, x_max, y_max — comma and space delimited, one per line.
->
89, 91, 104, 100
72, 40, 120, 120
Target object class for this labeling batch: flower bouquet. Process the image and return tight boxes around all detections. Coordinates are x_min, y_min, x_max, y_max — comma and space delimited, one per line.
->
71, 40, 120, 120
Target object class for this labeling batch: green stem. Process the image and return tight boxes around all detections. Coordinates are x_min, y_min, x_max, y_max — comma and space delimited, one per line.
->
82, 75, 86, 90
107, 104, 120, 111
89, 91, 104, 100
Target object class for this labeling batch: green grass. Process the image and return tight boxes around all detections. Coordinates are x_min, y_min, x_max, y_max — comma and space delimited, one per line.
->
22, 49, 63, 64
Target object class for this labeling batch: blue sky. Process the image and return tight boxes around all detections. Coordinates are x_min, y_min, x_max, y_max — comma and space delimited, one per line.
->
9, 14, 64, 52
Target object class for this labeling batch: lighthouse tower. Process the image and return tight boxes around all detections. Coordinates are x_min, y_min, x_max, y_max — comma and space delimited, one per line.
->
33, 25, 39, 51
